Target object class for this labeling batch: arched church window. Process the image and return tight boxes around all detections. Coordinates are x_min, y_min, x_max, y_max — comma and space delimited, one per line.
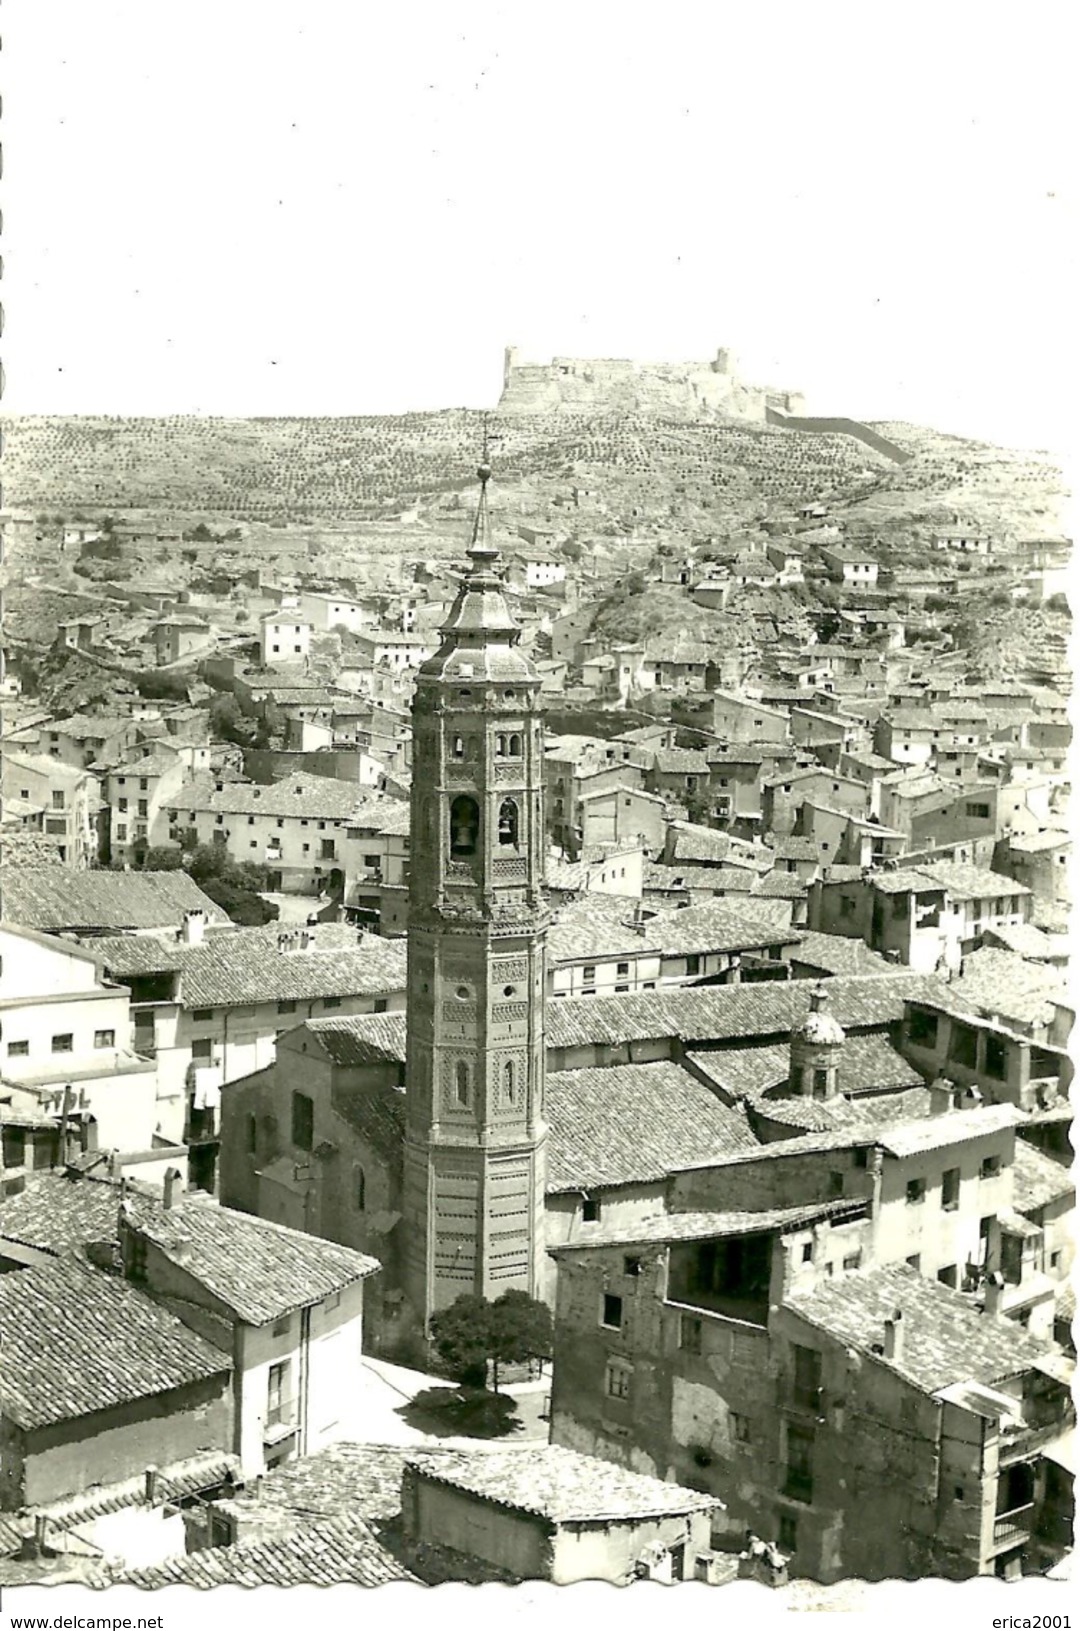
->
495, 734, 507, 758
508, 733, 522, 757
465, 735, 481, 761
450, 795, 479, 856
455, 1061, 470, 1104
451, 735, 465, 760
503, 1060, 516, 1105
498, 799, 519, 848
355, 1166, 366, 1211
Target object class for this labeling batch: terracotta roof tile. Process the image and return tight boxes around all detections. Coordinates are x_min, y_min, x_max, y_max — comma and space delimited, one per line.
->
404, 1445, 720, 1523
0, 1259, 230, 1429
545, 1061, 758, 1192
785, 1262, 1053, 1395
0, 868, 228, 932
119, 1517, 419, 1587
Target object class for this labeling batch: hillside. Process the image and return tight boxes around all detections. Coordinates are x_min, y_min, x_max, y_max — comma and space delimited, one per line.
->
2, 410, 1065, 542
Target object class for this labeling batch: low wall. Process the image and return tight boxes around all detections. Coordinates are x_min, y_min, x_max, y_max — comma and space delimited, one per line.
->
766, 409, 911, 464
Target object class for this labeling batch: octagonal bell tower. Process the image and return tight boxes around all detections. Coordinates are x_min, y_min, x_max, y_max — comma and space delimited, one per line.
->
403, 460, 548, 1330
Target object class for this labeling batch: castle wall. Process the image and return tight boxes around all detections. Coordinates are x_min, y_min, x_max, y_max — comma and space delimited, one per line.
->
498, 350, 789, 422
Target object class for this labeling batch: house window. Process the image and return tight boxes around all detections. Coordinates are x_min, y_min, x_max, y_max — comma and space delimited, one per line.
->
117, 824, 128, 840
906, 1253, 921, 1271
792, 1344, 821, 1411
582, 965, 596, 984
680, 1314, 703, 1354
371, 998, 386, 1014
980, 1154, 1001, 1180
778, 1512, 798, 1554
605, 1359, 632, 1399
616, 962, 629, 977
906, 1178, 926, 1205
985, 1033, 1007, 1080
907, 1009, 938, 1046
686, 954, 701, 976
842, 1252, 862, 1271
732, 1413, 752, 1444
272, 1314, 291, 1337
192, 1009, 214, 1023
247, 1114, 258, 1155
355, 1167, 366, 1211
51, 790, 65, 810
601, 1293, 623, 1330
937, 1264, 959, 1289
784, 1423, 815, 1503
267, 1361, 288, 1427
941, 1167, 961, 1211
2, 1128, 26, 1168
291, 1091, 314, 1151
192, 1037, 214, 1061
94, 1029, 115, 1049
7, 1040, 29, 1057
623, 1256, 641, 1278
278, 1000, 297, 1015
582, 1195, 601, 1224
51, 1033, 74, 1054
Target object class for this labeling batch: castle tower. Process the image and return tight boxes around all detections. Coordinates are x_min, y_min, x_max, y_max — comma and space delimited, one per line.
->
789, 984, 846, 1101
403, 460, 548, 1331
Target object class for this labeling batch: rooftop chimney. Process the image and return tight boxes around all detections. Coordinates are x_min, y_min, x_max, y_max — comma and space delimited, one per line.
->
107, 1150, 122, 1179
163, 1166, 181, 1210
928, 1079, 953, 1116
984, 1271, 1006, 1317
883, 1309, 904, 1361
144, 1465, 160, 1505
180, 909, 207, 946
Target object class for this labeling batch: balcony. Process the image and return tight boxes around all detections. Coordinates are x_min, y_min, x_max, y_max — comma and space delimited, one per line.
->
992, 1504, 1034, 1550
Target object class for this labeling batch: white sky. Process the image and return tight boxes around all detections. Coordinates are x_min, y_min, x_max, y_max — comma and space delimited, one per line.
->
3, 0, 1077, 451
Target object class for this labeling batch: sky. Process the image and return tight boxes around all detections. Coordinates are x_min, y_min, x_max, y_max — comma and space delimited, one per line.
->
3, 0, 1077, 451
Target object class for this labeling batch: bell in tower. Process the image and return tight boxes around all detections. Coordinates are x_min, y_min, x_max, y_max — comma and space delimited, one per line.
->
401, 456, 549, 1335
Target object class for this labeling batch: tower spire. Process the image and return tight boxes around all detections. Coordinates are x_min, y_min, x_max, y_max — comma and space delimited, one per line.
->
466, 416, 499, 569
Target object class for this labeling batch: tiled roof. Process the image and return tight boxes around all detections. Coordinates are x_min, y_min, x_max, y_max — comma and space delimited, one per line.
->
92, 923, 407, 1006
129, 1195, 380, 1324
404, 1445, 720, 1523
47, 715, 133, 740
545, 1061, 759, 1192
645, 862, 754, 893
923, 861, 1032, 901
0, 1170, 128, 1257
545, 972, 945, 1051
656, 901, 796, 956
275, 974, 943, 1072
874, 1103, 1019, 1158
181, 771, 402, 823
949, 948, 1067, 1030
687, 1034, 924, 1105
751, 871, 808, 899
772, 836, 822, 860
0, 868, 228, 932
791, 932, 895, 976
305, 1012, 409, 1066
552, 1200, 865, 1252
1011, 1141, 1075, 1215
652, 748, 711, 775
785, 1262, 1054, 1395
666, 823, 735, 865
549, 897, 661, 962
0, 1259, 230, 1429
1009, 829, 1071, 855
983, 922, 1057, 960
119, 1517, 419, 1587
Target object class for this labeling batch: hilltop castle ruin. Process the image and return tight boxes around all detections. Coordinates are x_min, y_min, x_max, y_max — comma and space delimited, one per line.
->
497, 345, 805, 422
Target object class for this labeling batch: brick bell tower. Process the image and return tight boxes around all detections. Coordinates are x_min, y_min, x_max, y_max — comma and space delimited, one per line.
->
402, 457, 548, 1331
